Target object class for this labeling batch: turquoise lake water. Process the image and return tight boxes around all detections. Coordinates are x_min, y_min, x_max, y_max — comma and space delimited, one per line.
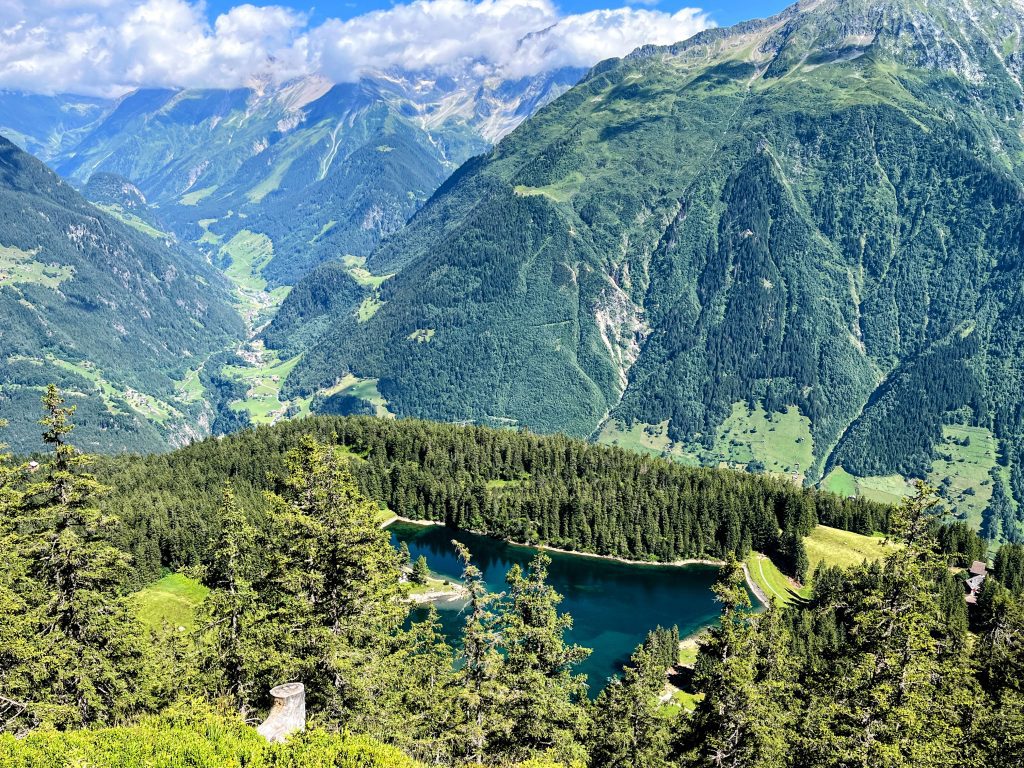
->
389, 521, 727, 694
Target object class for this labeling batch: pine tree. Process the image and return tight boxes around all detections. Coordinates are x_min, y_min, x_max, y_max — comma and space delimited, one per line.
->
674, 556, 788, 768
588, 644, 671, 768
491, 553, 590, 765
796, 482, 973, 768
15, 386, 151, 727
412, 555, 430, 585
452, 541, 505, 764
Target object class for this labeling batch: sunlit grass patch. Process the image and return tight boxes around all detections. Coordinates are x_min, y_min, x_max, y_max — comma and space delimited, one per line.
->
133, 573, 209, 632
745, 552, 807, 604
180, 185, 217, 206
805, 524, 898, 573
821, 467, 910, 505
0, 245, 73, 290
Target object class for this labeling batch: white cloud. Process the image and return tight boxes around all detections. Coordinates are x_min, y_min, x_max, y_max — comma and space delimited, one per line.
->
504, 5, 711, 77
0, 0, 713, 95
309, 0, 557, 81
0, 0, 312, 95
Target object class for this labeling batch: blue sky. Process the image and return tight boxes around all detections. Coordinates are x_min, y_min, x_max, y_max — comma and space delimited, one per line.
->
202, 0, 790, 26
700, 0, 789, 24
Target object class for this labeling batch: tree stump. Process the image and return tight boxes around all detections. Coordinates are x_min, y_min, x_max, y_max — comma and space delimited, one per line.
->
257, 682, 305, 743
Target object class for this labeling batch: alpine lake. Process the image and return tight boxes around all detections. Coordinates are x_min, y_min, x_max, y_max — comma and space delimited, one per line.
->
389, 521, 744, 695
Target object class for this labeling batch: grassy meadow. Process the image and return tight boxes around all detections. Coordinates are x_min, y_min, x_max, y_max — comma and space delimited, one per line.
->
133, 573, 209, 632
746, 525, 900, 605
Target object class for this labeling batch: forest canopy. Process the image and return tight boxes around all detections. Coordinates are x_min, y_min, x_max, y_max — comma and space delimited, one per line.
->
90, 414, 892, 587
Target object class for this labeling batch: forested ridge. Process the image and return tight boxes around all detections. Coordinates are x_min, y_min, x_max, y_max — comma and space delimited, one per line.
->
0, 135, 243, 453
3, 390, 1024, 767
93, 414, 891, 587
0, 69, 586, 456
270, 0, 1024, 544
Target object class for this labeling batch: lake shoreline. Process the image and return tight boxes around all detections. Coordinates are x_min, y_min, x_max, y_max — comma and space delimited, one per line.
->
385, 515, 768, 607
407, 585, 468, 604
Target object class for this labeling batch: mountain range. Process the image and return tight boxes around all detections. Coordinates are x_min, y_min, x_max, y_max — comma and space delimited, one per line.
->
3, 0, 1024, 542
272, 0, 1024, 541
0, 91, 109, 160
8, 67, 583, 285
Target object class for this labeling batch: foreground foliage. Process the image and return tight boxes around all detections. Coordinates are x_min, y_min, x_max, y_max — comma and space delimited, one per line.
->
0, 706, 422, 767
2, 391, 1024, 767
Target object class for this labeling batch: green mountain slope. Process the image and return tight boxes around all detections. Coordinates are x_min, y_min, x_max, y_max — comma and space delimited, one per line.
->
83, 172, 176, 242
279, 0, 1024, 540
49, 71, 582, 286
0, 136, 243, 452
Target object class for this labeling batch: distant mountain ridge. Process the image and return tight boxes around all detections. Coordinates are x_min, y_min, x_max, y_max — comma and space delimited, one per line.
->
3, 66, 582, 286
0, 91, 110, 161
274, 0, 1024, 541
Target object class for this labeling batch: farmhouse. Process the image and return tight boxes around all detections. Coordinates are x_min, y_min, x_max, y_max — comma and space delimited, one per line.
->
965, 560, 987, 604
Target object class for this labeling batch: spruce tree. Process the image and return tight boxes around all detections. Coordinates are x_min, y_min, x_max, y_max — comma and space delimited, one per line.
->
452, 541, 504, 764
968, 582, 1024, 766
412, 555, 430, 585
197, 482, 266, 711
379, 607, 461, 763
0, 419, 35, 735
796, 482, 973, 768
588, 644, 671, 768
15, 386, 150, 727
994, 543, 1024, 594
793, 535, 809, 584
492, 553, 590, 765
399, 541, 412, 569
674, 556, 788, 768
973, 578, 1024, 700
261, 438, 406, 726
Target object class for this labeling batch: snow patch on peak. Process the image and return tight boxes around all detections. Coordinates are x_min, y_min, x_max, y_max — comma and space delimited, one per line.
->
274, 75, 334, 112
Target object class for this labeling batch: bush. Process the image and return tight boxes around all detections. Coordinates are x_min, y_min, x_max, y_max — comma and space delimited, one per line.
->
0, 705, 421, 768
